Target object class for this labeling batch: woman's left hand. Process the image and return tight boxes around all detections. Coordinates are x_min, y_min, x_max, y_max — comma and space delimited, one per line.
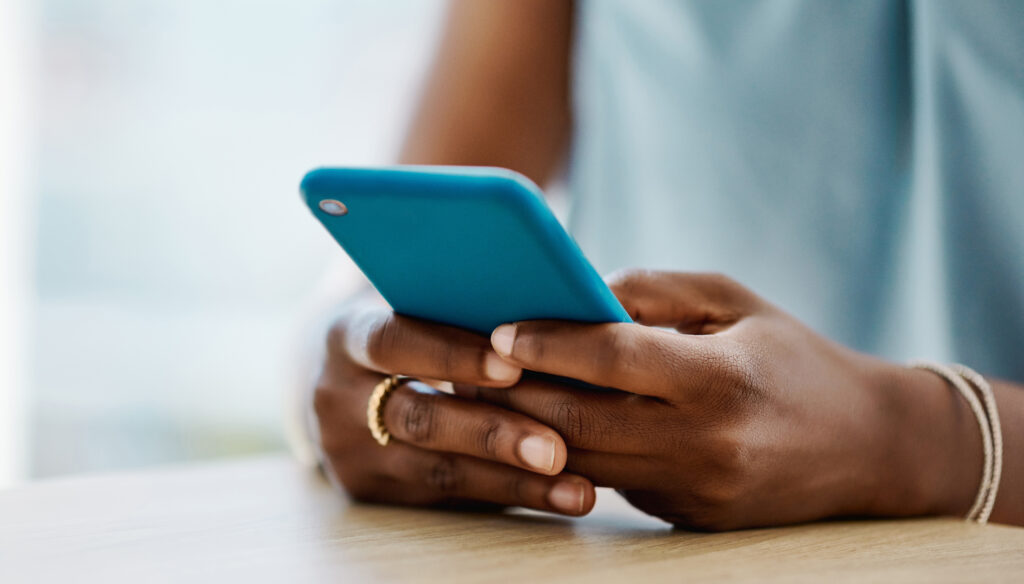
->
457, 270, 981, 530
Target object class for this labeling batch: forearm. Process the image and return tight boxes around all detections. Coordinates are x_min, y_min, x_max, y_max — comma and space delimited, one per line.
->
399, 0, 572, 185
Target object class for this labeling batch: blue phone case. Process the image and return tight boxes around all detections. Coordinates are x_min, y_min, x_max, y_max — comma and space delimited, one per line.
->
301, 166, 631, 335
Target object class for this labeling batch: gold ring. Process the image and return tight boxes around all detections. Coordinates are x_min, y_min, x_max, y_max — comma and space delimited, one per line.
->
367, 375, 411, 446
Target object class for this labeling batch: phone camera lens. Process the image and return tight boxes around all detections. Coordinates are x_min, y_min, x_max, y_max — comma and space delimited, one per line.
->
319, 199, 348, 216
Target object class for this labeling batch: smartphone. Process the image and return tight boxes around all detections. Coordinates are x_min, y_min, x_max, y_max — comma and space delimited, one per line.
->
300, 166, 631, 335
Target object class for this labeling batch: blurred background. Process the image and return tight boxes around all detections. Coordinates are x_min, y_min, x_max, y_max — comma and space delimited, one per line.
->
0, 0, 446, 485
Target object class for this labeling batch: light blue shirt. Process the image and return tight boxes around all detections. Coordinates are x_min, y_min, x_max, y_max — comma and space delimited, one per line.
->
568, 0, 1024, 382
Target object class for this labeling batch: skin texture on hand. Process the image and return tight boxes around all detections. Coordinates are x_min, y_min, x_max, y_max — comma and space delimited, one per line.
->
453, 269, 1021, 530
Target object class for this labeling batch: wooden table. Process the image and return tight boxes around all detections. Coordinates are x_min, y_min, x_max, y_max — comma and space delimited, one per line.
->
1, 455, 1022, 583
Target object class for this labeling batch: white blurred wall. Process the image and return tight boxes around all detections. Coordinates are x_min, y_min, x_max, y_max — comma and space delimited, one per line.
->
26, 0, 444, 476
0, 0, 35, 486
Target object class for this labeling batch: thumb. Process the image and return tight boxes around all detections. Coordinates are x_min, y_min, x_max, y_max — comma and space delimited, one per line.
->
604, 269, 761, 332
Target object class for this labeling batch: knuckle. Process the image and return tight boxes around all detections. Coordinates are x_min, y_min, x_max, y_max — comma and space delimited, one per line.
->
364, 312, 399, 369
311, 384, 337, 421
689, 432, 755, 507
691, 476, 746, 512
552, 399, 595, 445
712, 431, 754, 476
699, 344, 762, 400
425, 455, 462, 495
394, 391, 437, 443
476, 417, 503, 458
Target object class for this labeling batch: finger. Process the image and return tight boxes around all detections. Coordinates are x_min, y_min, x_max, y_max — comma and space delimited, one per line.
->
339, 306, 522, 387
379, 443, 596, 516
605, 269, 759, 332
383, 381, 567, 475
490, 320, 733, 398
456, 378, 666, 453
565, 449, 658, 490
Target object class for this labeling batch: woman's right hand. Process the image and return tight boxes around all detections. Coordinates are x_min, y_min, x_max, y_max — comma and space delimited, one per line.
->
310, 302, 596, 516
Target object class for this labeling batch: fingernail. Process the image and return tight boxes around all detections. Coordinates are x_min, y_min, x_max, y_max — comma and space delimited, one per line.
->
518, 435, 556, 472
548, 481, 585, 515
484, 352, 520, 381
491, 324, 516, 357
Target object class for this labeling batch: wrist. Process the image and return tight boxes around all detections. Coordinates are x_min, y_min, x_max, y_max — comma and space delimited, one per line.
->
865, 362, 983, 518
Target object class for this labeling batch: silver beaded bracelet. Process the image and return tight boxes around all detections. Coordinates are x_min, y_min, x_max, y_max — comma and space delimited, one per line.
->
909, 361, 1003, 524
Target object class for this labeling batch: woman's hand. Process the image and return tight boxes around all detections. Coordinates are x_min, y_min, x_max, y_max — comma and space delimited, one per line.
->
310, 302, 596, 516
461, 270, 983, 530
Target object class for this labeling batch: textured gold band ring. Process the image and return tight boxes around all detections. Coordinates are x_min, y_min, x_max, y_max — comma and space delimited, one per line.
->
366, 375, 412, 446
